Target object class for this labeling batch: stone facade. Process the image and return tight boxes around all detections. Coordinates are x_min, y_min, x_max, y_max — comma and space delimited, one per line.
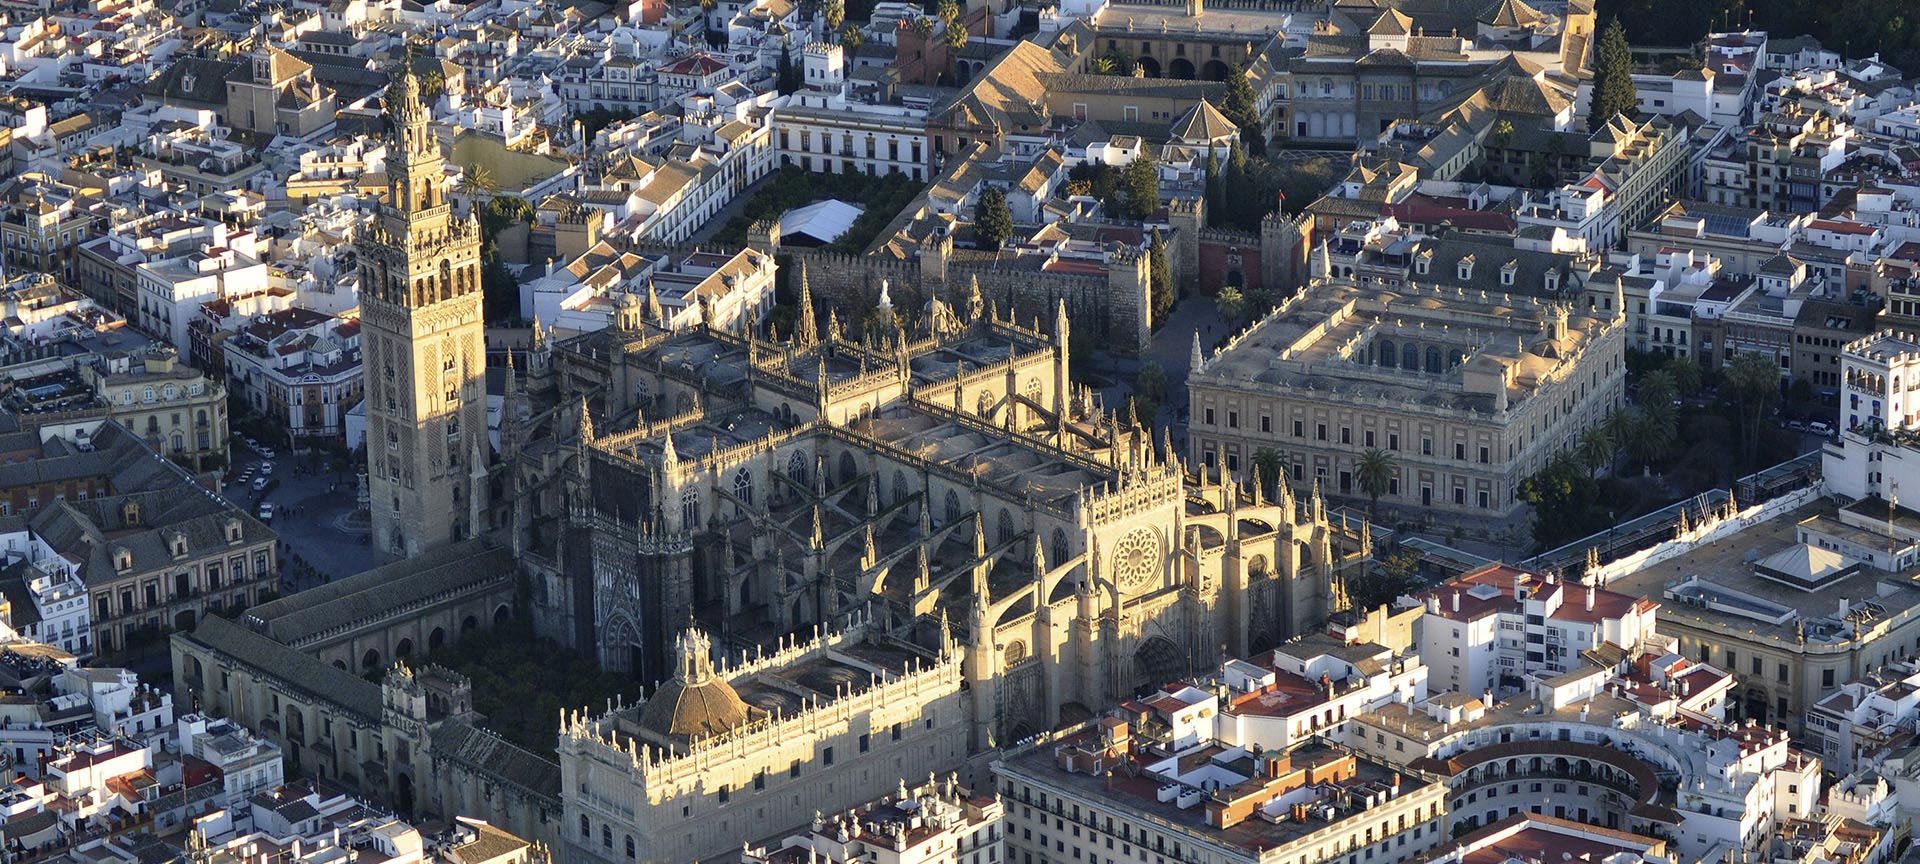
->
169, 542, 558, 846
494, 278, 1368, 768
359, 71, 491, 558
1188, 265, 1627, 516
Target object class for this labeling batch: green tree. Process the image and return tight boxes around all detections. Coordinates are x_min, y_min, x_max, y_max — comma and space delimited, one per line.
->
1219, 65, 1265, 155
840, 24, 865, 51
1148, 230, 1175, 325
1349, 551, 1423, 612
1725, 351, 1782, 469
1588, 18, 1639, 131
1122, 153, 1159, 220
1577, 426, 1613, 479
944, 19, 968, 52
935, 0, 957, 22
1216, 286, 1244, 324
1203, 148, 1222, 226
910, 15, 934, 37
1355, 448, 1396, 516
824, 0, 844, 32
1604, 406, 1637, 477
1639, 368, 1678, 408
420, 69, 446, 99
459, 163, 498, 199
1667, 357, 1702, 396
1519, 451, 1608, 552
776, 37, 801, 94
1631, 403, 1677, 474
1135, 360, 1167, 405
1251, 448, 1287, 499
1492, 118, 1515, 146
1089, 55, 1117, 74
974, 186, 1013, 249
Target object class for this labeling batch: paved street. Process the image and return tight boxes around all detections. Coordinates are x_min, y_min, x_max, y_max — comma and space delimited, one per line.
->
219, 442, 382, 591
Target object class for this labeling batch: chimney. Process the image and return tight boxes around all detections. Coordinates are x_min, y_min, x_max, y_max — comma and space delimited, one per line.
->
1451, 591, 1461, 613
1586, 584, 1595, 612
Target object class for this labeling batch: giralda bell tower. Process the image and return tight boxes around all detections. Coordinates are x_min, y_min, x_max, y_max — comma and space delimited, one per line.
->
358, 70, 489, 558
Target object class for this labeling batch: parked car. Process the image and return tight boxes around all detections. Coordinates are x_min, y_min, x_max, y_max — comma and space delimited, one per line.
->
252, 476, 269, 491
259, 461, 275, 475
257, 503, 274, 522
1809, 421, 1834, 436
259, 447, 276, 460
1786, 420, 1807, 432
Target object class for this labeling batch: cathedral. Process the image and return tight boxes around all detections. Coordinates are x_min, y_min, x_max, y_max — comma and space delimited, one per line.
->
173, 67, 1371, 862
495, 265, 1371, 745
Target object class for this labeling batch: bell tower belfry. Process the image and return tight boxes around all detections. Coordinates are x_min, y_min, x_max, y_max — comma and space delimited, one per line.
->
359, 70, 490, 558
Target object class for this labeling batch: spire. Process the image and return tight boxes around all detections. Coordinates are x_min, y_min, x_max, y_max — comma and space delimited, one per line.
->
796, 262, 818, 346
578, 396, 595, 443
1053, 298, 1070, 349
645, 279, 665, 325
1190, 329, 1203, 372
1310, 238, 1331, 282
810, 504, 825, 550
827, 307, 843, 342
971, 512, 986, 558
1031, 534, 1047, 579
661, 431, 678, 472
966, 275, 984, 323
1248, 463, 1264, 506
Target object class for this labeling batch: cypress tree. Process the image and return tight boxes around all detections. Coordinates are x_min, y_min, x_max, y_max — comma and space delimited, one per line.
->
1588, 19, 1638, 131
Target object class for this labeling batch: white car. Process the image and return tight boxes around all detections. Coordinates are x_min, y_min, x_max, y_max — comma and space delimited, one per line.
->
257, 503, 275, 521
259, 461, 275, 475
260, 448, 276, 460
252, 476, 269, 491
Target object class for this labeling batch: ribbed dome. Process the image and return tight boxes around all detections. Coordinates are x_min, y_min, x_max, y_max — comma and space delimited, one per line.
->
637, 628, 757, 740
637, 675, 753, 739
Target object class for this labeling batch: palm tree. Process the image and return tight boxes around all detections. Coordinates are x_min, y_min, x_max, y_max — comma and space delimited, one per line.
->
824, 0, 844, 32
1576, 426, 1612, 479
840, 24, 864, 50
1629, 404, 1676, 474
1089, 55, 1116, 75
1639, 368, 1677, 409
1667, 358, 1702, 396
935, 0, 958, 23
910, 15, 934, 37
1216, 286, 1243, 324
1252, 448, 1287, 499
1355, 448, 1396, 516
1604, 406, 1636, 477
1725, 351, 1782, 469
459, 164, 497, 199
944, 20, 968, 52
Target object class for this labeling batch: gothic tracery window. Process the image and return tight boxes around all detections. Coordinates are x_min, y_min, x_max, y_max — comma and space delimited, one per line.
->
733, 468, 754, 506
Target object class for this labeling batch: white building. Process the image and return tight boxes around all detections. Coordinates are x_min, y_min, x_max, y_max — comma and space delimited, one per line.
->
1419, 564, 1658, 699
739, 777, 1002, 864
136, 246, 270, 356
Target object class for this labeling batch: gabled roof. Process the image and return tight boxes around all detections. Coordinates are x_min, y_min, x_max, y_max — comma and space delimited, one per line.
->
1483, 0, 1541, 28
1170, 98, 1238, 143
1367, 8, 1414, 35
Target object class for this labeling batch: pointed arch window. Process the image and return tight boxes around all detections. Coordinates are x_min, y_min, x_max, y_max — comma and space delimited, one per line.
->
732, 468, 754, 506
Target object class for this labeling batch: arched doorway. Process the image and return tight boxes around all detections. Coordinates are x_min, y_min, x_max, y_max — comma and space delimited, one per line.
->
394, 772, 416, 816
1136, 56, 1162, 77
462, 615, 479, 632
494, 604, 511, 626
362, 648, 381, 673
428, 627, 445, 652
1169, 57, 1195, 79
1202, 59, 1230, 81
1133, 636, 1187, 687
395, 638, 414, 658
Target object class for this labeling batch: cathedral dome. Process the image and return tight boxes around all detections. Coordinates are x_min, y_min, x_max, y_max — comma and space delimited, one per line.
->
638, 629, 756, 740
